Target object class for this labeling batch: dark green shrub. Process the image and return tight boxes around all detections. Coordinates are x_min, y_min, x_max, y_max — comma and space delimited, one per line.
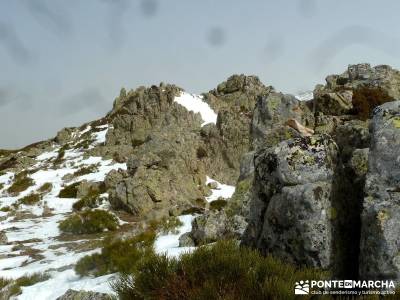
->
59, 209, 118, 234
18, 193, 41, 205
74, 139, 94, 150
7, 171, 34, 195
73, 165, 98, 177
112, 240, 328, 300
351, 87, 394, 120
54, 145, 68, 164
75, 231, 156, 276
15, 273, 50, 287
209, 199, 228, 211
38, 182, 52, 193
72, 186, 105, 211
0, 206, 10, 212
0, 277, 11, 290
181, 207, 205, 215
72, 196, 97, 211
58, 182, 80, 198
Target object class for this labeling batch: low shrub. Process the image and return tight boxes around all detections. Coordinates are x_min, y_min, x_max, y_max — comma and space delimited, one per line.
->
74, 139, 94, 150
54, 145, 69, 164
0, 206, 10, 212
0, 273, 50, 297
351, 86, 394, 120
73, 165, 98, 177
72, 196, 98, 211
0, 277, 11, 290
181, 207, 204, 215
150, 216, 183, 235
59, 209, 118, 234
112, 240, 329, 300
38, 182, 52, 193
18, 193, 41, 205
58, 182, 80, 198
209, 199, 228, 211
72, 185, 106, 211
75, 231, 156, 277
15, 272, 50, 287
7, 171, 34, 195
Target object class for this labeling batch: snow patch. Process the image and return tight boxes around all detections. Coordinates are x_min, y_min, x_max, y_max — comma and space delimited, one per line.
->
205, 176, 236, 202
295, 91, 313, 101
154, 215, 195, 258
174, 92, 217, 126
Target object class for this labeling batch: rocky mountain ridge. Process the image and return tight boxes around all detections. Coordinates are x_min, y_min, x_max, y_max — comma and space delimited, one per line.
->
1, 63, 400, 298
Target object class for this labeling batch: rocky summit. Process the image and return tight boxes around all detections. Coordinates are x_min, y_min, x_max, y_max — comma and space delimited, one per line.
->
1, 63, 400, 298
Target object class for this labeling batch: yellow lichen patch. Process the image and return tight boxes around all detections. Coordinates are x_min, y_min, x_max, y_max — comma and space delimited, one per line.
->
392, 116, 400, 128
377, 210, 389, 227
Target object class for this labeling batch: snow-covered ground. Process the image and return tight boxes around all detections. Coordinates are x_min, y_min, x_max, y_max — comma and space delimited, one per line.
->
154, 214, 195, 258
174, 92, 218, 126
0, 124, 126, 299
0, 119, 236, 299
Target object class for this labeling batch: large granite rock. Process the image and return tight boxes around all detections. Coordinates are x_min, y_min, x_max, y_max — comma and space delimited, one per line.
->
242, 135, 338, 269
359, 101, 400, 280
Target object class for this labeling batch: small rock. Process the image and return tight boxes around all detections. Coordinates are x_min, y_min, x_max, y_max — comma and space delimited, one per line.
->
0, 231, 7, 244
56, 289, 112, 300
179, 232, 195, 247
207, 181, 219, 189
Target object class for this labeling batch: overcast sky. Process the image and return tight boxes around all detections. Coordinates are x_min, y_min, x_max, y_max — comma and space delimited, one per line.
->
1, 0, 400, 149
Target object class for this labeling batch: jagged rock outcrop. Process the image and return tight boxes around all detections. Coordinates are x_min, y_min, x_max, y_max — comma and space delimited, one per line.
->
314, 63, 398, 124
108, 132, 207, 219
106, 76, 273, 217
201, 75, 273, 183
359, 101, 400, 280
251, 92, 314, 149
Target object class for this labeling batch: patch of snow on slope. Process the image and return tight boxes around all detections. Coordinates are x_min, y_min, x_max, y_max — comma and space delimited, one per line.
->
174, 92, 217, 126
154, 214, 195, 258
154, 176, 235, 258
19, 271, 115, 300
295, 91, 314, 101
36, 148, 59, 161
91, 125, 109, 145
0, 141, 127, 298
205, 176, 236, 202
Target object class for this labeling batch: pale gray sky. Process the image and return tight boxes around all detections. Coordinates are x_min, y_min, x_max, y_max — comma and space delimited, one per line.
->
1, 0, 400, 148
